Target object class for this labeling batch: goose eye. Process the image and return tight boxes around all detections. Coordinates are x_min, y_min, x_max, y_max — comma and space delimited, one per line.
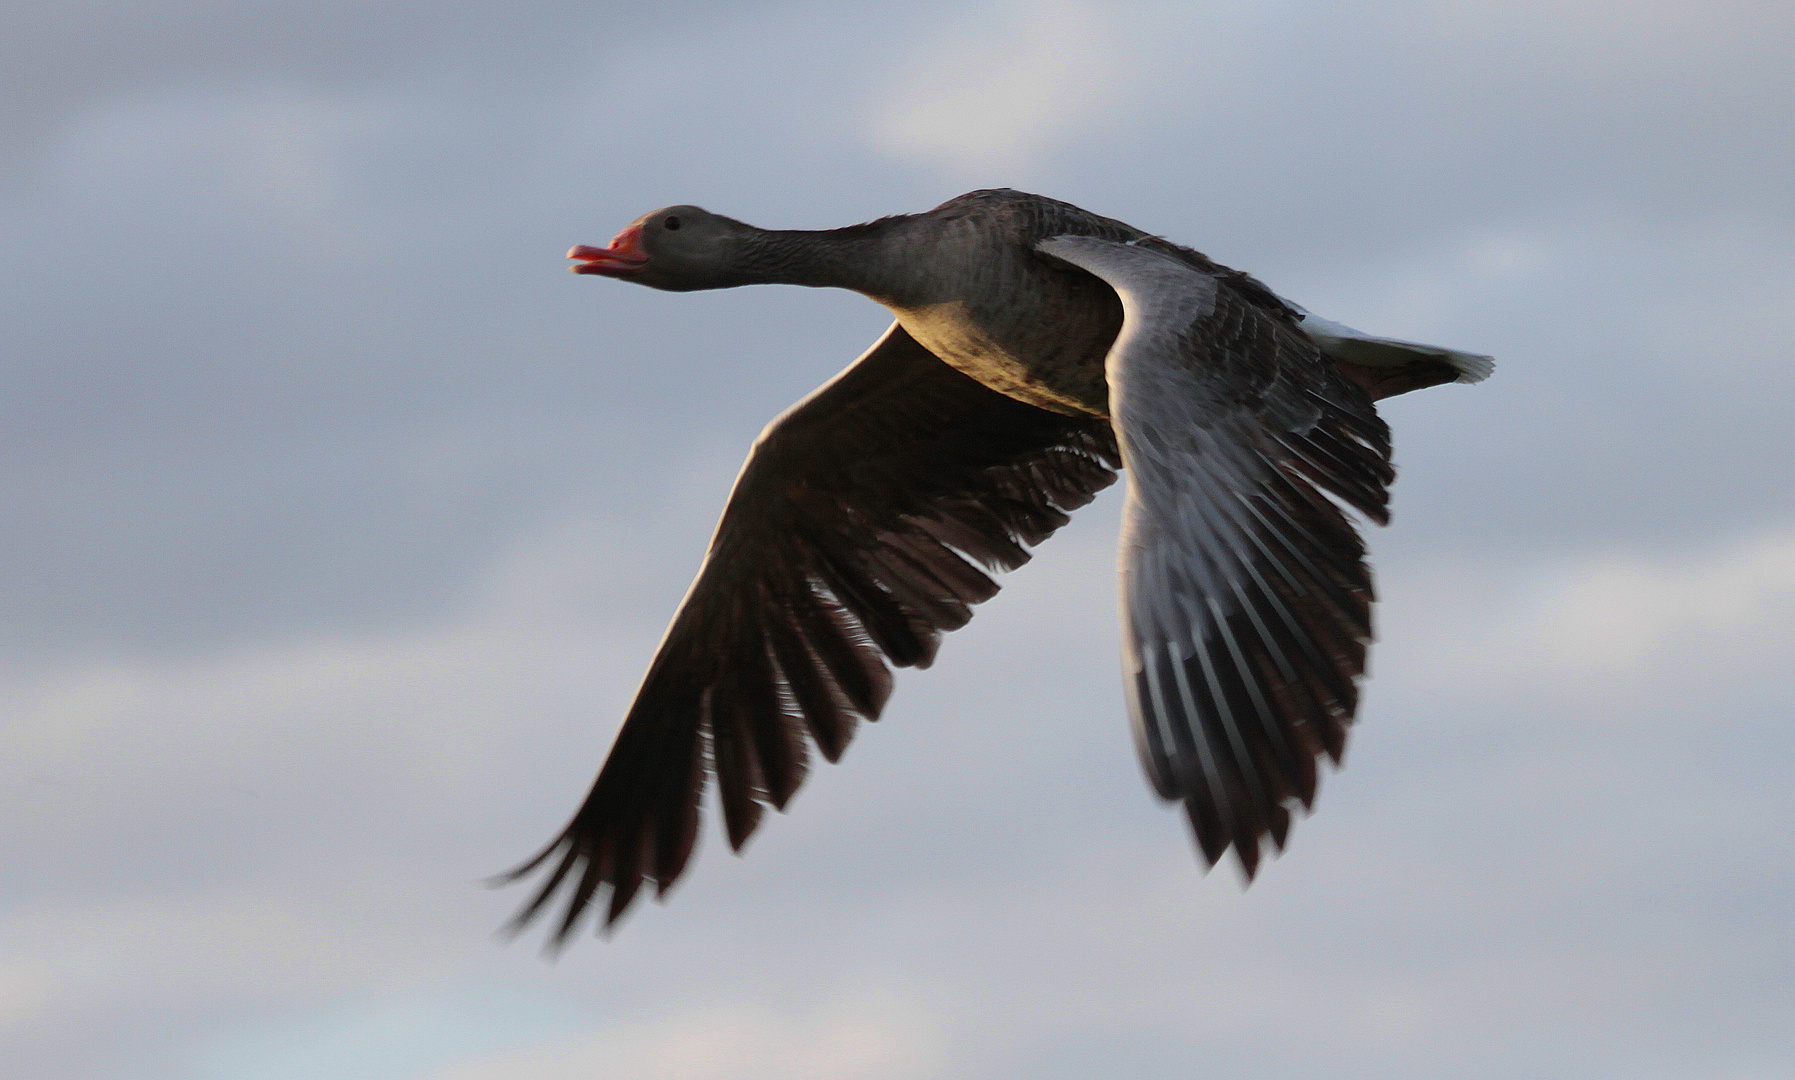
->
663, 216, 682, 231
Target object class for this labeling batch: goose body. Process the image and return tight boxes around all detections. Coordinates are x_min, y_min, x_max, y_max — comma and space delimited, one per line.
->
509, 189, 1491, 944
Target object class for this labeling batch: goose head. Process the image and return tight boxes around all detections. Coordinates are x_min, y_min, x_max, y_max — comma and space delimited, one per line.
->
568, 205, 758, 292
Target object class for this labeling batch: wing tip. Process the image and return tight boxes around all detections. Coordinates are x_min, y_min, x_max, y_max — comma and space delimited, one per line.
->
1184, 795, 1303, 887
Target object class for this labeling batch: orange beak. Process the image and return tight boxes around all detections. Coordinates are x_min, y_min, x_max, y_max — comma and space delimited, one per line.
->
568, 223, 649, 276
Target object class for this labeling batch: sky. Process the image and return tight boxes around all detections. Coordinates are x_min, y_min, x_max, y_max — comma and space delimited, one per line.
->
3, 1, 1793, 1077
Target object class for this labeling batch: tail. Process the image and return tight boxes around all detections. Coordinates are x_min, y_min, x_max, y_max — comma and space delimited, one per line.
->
1297, 313, 1495, 384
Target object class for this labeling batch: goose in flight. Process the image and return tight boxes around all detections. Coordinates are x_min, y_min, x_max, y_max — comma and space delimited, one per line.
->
503, 189, 1491, 945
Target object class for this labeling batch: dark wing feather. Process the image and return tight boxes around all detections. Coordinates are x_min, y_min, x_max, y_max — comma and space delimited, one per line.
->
1038, 236, 1392, 880
502, 323, 1119, 944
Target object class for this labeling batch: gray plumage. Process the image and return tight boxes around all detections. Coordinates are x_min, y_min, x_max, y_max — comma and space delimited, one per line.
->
505, 189, 1490, 946
1038, 235, 1391, 873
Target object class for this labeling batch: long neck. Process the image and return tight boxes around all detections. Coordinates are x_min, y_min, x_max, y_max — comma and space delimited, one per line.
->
732, 217, 917, 300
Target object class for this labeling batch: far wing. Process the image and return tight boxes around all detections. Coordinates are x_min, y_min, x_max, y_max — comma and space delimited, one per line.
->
1038, 237, 1393, 877
504, 322, 1119, 944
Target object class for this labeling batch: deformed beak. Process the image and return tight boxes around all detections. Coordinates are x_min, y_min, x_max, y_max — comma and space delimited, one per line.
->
568, 223, 649, 275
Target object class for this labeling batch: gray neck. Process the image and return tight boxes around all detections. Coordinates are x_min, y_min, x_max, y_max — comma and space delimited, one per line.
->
734, 219, 916, 300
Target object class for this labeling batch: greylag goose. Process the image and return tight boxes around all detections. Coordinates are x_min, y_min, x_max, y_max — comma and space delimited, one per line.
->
505, 189, 1490, 945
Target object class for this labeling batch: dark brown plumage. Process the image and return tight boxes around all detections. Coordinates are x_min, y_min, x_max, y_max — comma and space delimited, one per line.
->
504, 324, 1118, 939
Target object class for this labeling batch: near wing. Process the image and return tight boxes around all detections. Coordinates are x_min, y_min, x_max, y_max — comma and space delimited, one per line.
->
504, 323, 1119, 944
1037, 237, 1394, 879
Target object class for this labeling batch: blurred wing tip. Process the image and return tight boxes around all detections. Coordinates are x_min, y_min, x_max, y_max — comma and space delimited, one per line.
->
487, 837, 562, 887
492, 836, 652, 950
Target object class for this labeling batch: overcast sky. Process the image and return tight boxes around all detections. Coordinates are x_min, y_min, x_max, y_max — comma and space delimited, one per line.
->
4, 2, 1793, 1078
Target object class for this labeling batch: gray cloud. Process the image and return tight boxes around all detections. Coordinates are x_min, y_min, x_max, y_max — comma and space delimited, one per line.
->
4, 1, 1793, 1078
